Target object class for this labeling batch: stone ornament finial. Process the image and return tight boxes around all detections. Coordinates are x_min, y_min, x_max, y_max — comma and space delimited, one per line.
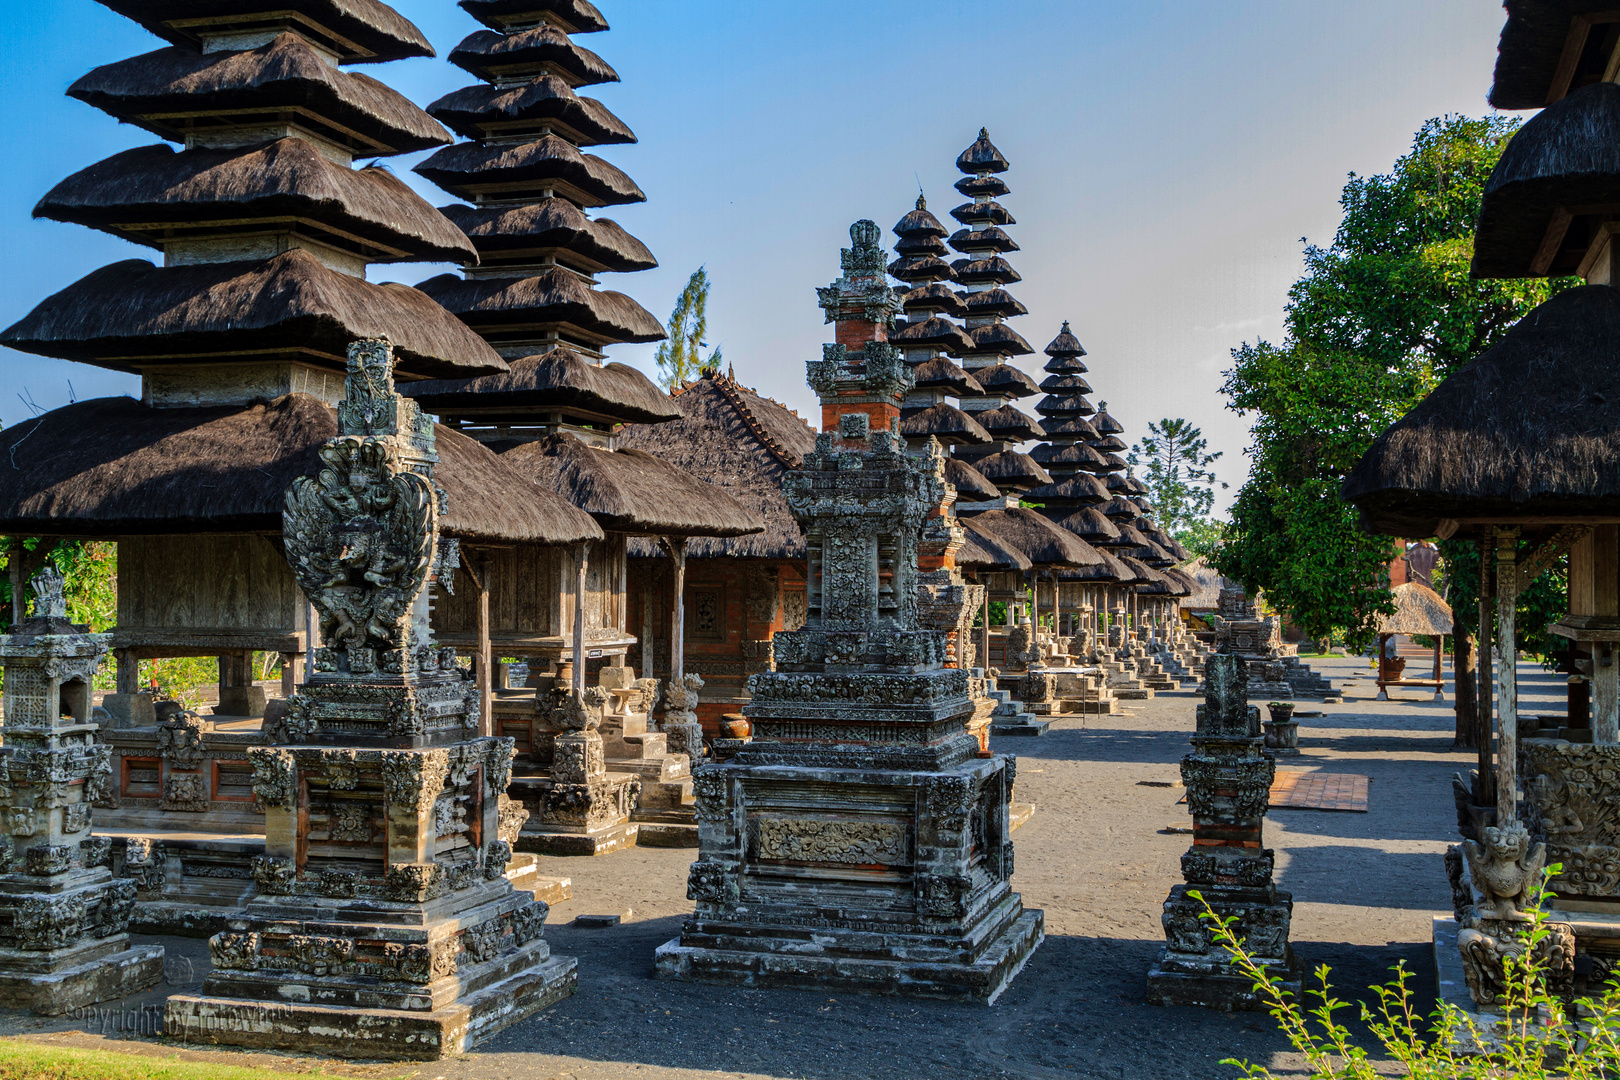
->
29, 564, 67, 620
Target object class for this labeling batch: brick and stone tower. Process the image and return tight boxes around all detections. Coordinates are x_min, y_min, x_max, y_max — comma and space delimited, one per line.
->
166, 339, 576, 1059
413, 0, 664, 361
0, 567, 163, 1014
654, 222, 1043, 1000
949, 130, 1048, 499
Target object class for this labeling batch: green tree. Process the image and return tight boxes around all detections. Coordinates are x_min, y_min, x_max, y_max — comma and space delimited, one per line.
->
1214, 114, 1572, 649
1126, 417, 1225, 547
654, 266, 722, 391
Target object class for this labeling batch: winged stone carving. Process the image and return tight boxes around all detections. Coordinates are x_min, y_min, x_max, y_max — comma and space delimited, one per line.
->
283, 435, 437, 666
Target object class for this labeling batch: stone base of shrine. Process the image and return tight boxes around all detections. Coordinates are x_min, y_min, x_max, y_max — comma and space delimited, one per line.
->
990, 717, 1051, 736
517, 821, 639, 857
631, 812, 701, 848
165, 953, 578, 1061
0, 941, 164, 1016
653, 909, 1044, 1004
1145, 949, 1302, 1011
131, 902, 240, 938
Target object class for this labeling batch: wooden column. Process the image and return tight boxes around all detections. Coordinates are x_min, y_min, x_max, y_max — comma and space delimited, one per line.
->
115, 648, 139, 695
462, 557, 493, 736
979, 586, 990, 675
1052, 575, 1062, 648
1477, 533, 1495, 808
573, 542, 589, 700
1494, 526, 1520, 825
1593, 525, 1620, 745
660, 536, 688, 683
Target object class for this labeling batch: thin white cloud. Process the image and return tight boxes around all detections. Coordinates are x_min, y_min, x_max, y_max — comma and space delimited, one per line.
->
1191, 317, 1265, 334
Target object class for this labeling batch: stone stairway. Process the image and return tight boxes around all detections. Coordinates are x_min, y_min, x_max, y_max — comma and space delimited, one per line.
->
987, 682, 1050, 736
602, 704, 699, 848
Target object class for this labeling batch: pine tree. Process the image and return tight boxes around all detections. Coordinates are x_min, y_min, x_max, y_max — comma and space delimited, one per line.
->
654, 267, 722, 390
1126, 418, 1225, 542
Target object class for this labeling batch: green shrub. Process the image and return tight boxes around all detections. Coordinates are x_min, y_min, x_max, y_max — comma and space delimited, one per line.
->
1194, 871, 1620, 1077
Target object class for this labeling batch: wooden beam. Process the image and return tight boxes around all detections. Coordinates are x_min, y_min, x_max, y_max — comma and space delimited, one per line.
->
1518, 523, 1591, 593
1530, 207, 1574, 276
460, 557, 492, 737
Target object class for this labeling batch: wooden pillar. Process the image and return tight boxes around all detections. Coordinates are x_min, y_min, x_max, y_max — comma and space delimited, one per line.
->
1477, 533, 1495, 808
979, 586, 990, 675
573, 542, 589, 700
462, 557, 493, 736
1052, 575, 1062, 649
1593, 525, 1620, 745
1494, 526, 1520, 825
661, 536, 688, 684
115, 648, 139, 696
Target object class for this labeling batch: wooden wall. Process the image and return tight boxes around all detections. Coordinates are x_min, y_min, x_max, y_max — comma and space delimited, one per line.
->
116, 534, 307, 654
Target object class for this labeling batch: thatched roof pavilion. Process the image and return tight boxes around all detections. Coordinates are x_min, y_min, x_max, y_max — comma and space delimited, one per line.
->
502, 433, 762, 540
1375, 582, 1455, 637
959, 519, 1033, 573
0, 394, 600, 546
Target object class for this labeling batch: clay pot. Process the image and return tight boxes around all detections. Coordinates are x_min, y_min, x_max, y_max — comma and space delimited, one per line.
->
720, 713, 751, 739
1266, 702, 1296, 724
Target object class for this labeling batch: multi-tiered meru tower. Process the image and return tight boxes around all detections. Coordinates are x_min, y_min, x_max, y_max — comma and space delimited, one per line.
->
413, 0, 663, 363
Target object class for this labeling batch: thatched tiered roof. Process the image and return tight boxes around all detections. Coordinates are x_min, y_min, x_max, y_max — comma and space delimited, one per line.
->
102, 0, 435, 63
1489, 1, 1619, 110
1, 251, 503, 377
414, 1, 662, 360
616, 372, 817, 559
69, 34, 450, 155
1342, 285, 1620, 536
0, 394, 601, 545
10, 0, 503, 382
1473, 82, 1620, 278
36, 139, 476, 263
963, 508, 1103, 568
403, 345, 677, 426
959, 518, 1032, 572
500, 432, 762, 538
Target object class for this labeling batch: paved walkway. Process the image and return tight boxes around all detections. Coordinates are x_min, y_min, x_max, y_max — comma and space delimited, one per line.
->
1, 655, 1557, 1079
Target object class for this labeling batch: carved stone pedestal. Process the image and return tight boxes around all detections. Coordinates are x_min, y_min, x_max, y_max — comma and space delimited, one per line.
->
0, 567, 163, 1014
513, 687, 642, 856
1148, 654, 1301, 1010
657, 247, 1044, 1001
164, 339, 574, 1058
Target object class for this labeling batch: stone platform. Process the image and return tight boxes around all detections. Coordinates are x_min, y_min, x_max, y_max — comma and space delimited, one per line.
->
656, 908, 1044, 1004
168, 951, 577, 1060
0, 939, 164, 1016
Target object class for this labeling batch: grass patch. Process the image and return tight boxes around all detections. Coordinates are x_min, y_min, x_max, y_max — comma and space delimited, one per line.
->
0, 1040, 359, 1080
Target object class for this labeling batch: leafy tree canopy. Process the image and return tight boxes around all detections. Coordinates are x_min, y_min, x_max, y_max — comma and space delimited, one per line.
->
1213, 114, 1572, 649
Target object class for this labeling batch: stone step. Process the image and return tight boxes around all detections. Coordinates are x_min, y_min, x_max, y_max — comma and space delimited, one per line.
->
1009, 803, 1036, 832
635, 823, 700, 848
607, 755, 690, 784
636, 778, 695, 811
990, 715, 1051, 736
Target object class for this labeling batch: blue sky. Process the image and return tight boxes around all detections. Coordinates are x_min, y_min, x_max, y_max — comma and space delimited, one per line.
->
0, 1, 1511, 512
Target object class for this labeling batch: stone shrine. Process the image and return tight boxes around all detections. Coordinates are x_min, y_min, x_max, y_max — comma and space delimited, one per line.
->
1147, 653, 1302, 1010
1209, 586, 1333, 700
654, 222, 1044, 1001
166, 340, 575, 1059
0, 566, 162, 1014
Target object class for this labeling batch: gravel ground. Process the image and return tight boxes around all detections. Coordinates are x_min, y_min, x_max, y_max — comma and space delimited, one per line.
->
1, 655, 1563, 1080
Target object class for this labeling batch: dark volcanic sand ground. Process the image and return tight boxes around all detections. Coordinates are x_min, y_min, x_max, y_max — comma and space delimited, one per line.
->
1, 655, 1559, 1080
